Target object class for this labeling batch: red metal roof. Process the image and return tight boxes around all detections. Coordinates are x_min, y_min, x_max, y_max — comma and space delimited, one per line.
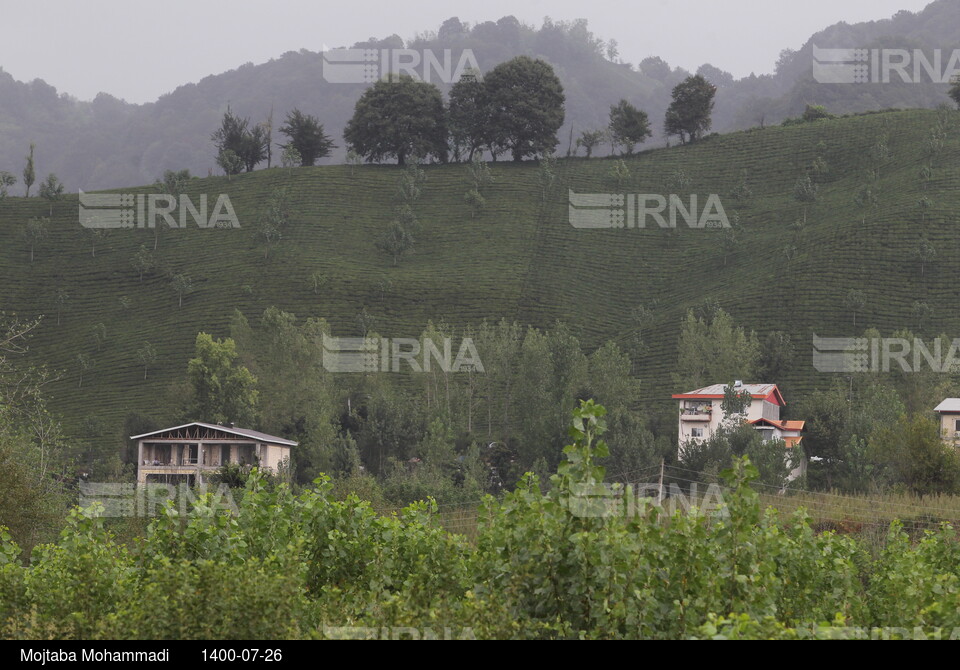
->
672, 383, 786, 406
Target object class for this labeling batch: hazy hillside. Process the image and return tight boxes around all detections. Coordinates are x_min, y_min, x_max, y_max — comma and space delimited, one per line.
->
1, 108, 958, 438
0, 1, 957, 192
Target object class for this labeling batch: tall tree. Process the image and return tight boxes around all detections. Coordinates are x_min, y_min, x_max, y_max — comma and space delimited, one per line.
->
211, 107, 267, 173
608, 100, 652, 154
54, 288, 69, 326
22, 143, 35, 197
216, 149, 243, 179
870, 414, 960, 496
843, 289, 866, 327
376, 220, 415, 265
343, 75, 448, 166
949, 75, 960, 109
171, 273, 193, 308
76, 353, 93, 389
672, 308, 760, 391
278, 109, 336, 167
575, 129, 606, 158
131, 244, 154, 282
154, 169, 191, 197
913, 236, 936, 277
448, 70, 489, 162
484, 56, 565, 162
0, 171, 16, 203
793, 174, 818, 225
91, 322, 107, 352
87, 228, 108, 257
23, 217, 48, 263
664, 74, 716, 144
759, 331, 794, 380
238, 124, 268, 172
186, 333, 258, 426
38, 174, 64, 216
262, 106, 274, 169
136, 342, 157, 380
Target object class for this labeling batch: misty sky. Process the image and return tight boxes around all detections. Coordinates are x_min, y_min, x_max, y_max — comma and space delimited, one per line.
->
0, 0, 935, 104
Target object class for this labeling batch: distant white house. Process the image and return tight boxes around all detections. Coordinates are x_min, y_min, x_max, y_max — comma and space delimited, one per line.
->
131, 422, 295, 485
672, 381, 806, 480
934, 399, 960, 446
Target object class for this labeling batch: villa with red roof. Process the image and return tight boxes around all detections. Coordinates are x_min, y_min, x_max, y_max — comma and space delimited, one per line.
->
672, 381, 806, 479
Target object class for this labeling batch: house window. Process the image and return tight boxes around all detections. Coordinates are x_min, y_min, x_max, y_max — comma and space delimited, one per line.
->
691, 428, 704, 438
954, 419, 960, 432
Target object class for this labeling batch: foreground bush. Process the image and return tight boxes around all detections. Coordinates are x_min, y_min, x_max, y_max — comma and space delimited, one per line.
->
2, 401, 960, 639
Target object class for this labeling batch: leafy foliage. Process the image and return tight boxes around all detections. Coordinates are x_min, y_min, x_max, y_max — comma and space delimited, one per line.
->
664, 74, 716, 144
484, 56, 565, 162
8, 401, 960, 639
278, 109, 336, 167
344, 75, 448, 166
211, 107, 268, 173
185, 333, 258, 427
608, 100, 652, 154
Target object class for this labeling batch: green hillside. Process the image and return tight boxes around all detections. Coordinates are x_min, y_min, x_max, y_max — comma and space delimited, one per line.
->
1, 108, 959, 437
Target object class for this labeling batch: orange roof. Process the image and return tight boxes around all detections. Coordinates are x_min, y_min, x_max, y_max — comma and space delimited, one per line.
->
749, 418, 805, 433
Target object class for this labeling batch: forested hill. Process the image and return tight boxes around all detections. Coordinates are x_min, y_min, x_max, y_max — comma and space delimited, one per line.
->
0, 0, 957, 192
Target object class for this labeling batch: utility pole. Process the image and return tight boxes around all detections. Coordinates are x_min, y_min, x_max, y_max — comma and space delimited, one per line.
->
657, 458, 665, 506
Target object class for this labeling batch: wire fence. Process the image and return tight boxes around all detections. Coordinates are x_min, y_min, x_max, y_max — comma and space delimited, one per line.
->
367, 461, 960, 541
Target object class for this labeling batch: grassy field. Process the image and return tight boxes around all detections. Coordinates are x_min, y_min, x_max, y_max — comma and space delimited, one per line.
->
1, 108, 959, 438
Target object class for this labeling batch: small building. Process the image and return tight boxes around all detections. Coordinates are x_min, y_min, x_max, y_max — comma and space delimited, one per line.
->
131, 422, 296, 485
934, 399, 960, 446
672, 381, 806, 479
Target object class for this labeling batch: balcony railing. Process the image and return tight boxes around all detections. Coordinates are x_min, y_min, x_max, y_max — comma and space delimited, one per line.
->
141, 459, 220, 467
680, 406, 713, 421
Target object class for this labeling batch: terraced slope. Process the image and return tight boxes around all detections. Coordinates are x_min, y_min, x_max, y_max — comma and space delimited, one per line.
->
1, 109, 958, 434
